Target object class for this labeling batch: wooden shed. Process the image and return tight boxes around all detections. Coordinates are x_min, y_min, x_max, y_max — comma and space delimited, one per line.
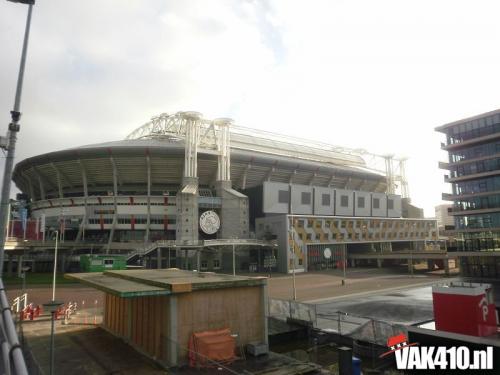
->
66, 269, 268, 367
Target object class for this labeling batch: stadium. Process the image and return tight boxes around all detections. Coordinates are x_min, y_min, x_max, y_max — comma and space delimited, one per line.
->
7, 111, 438, 274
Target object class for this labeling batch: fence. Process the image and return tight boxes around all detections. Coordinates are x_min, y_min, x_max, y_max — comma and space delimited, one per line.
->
268, 298, 317, 324
268, 298, 408, 345
0, 279, 28, 374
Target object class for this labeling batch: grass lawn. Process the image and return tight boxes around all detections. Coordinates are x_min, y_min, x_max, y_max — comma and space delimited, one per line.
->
3, 272, 78, 286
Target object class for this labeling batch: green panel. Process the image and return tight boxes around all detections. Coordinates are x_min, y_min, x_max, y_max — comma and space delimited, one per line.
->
80, 255, 127, 273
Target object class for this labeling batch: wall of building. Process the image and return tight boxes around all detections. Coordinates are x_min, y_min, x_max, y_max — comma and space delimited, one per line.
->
103, 284, 266, 367
256, 214, 439, 273
262, 182, 401, 218
354, 191, 371, 217
335, 189, 354, 216
387, 194, 402, 218
262, 182, 289, 214
313, 187, 335, 215
176, 285, 266, 366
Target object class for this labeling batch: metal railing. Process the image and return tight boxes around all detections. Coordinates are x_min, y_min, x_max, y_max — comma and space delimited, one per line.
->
11, 294, 28, 314
0, 279, 28, 374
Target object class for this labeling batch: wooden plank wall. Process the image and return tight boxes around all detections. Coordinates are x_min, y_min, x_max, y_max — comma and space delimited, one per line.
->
104, 293, 167, 361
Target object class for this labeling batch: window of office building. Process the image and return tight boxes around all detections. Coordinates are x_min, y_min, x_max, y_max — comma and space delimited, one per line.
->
322, 193, 331, 206
301, 192, 311, 205
358, 196, 365, 208
388, 199, 394, 210
341, 195, 349, 207
373, 198, 380, 209
278, 190, 289, 204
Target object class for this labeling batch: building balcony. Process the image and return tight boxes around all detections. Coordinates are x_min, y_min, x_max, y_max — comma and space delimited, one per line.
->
448, 207, 500, 216
444, 169, 500, 183
441, 132, 500, 151
443, 189, 500, 201
438, 161, 450, 170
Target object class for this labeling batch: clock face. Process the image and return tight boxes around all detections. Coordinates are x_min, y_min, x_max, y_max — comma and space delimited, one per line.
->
324, 248, 332, 259
199, 210, 220, 235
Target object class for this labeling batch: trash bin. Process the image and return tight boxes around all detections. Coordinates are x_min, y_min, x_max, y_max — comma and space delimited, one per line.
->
352, 356, 361, 375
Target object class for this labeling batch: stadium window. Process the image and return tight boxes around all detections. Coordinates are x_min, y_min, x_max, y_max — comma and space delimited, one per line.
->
278, 190, 289, 204
373, 198, 380, 209
340, 195, 349, 207
301, 192, 311, 205
213, 259, 221, 269
322, 193, 331, 206
387, 199, 394, 210
200, 260, 208, 270
358, 196, 365, 208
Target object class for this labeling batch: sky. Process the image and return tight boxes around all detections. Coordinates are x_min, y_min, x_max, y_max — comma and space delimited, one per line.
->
1, 0, 500, 217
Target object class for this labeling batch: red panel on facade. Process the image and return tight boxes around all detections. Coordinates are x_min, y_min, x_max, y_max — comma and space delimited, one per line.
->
432, 283, 498, 337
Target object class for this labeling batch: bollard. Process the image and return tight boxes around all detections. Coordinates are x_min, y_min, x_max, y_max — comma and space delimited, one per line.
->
338, 346, 353, 375
82, 300, 87, 324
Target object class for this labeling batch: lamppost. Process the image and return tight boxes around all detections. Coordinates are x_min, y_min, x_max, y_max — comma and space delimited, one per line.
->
0, 0, 35, 277
289, 201, 297, 301
43, 230, 63, 375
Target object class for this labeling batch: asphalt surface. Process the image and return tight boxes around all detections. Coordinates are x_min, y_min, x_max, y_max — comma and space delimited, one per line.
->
315, 277, 500, 326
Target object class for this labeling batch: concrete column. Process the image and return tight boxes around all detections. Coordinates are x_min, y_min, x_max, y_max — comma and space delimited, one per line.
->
17, 255, 23, 277
444, 259, 450, 276
376, 259, 383, 268
427, 260, 435, 271
60, 254, 66, 273
350, 259, 356, 268
7, 255, 13, 277
407, 259, 412, 273
157, 247, 162, 269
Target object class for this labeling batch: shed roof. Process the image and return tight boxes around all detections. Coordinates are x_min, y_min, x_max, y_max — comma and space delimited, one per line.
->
65, 269, 266, 298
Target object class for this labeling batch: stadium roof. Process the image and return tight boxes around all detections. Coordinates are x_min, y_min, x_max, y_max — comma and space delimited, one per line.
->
13, 115, 388, 200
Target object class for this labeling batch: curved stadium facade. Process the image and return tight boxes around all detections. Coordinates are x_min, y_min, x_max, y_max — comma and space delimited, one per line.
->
9, 111, 437, 273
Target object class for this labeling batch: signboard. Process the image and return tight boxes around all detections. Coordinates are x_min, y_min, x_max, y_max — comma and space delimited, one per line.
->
199, 210, 220, 235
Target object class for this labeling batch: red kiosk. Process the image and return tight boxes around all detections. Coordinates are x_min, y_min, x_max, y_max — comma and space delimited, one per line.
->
432, 282, 498, 337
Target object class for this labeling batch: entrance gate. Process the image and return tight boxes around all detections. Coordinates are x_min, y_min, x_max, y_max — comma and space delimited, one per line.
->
307, 244, 346, 271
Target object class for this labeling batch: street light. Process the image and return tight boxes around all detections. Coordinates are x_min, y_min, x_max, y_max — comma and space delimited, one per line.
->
44, 229, 62, 375
289, 201, 297, 301
0, 0, 35, 277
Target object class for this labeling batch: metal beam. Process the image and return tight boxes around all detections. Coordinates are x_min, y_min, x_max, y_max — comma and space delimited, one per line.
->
21, 171, 35, 200
78, 159, 95, 187
50, 163, 64, 198
264, 166, 275, 182
145, 155, 151, 242
50, 162, 73, 189
240, 163, 251, 190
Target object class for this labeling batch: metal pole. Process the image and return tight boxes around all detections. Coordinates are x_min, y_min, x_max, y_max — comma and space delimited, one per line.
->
342, 245, 346, 286
290, 199, 297, 300
5, 201, 11, 240
232, 244, 235, 276
49, 311, 55, 375
0, 3, 34, 277
52, 230, 58, 301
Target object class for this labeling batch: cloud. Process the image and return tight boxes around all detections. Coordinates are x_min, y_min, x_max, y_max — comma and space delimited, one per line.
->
2, 0, 500, 216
